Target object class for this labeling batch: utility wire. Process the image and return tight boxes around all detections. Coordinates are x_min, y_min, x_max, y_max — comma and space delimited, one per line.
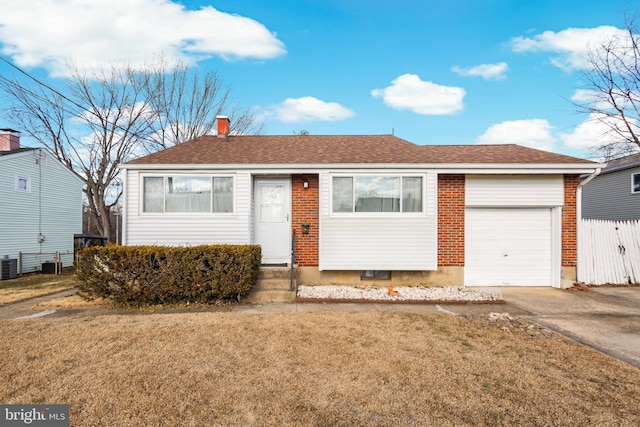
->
0, 55, 162, 147
0, 55, 91, 116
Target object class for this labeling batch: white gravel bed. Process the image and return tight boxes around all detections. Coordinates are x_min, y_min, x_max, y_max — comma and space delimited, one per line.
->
297, 285, 502, 302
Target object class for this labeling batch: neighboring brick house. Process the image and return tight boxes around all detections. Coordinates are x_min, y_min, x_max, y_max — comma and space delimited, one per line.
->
120, 117, 602, 288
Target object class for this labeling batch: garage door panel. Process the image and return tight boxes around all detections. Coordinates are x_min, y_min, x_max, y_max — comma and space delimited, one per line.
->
465, 208, 552, 286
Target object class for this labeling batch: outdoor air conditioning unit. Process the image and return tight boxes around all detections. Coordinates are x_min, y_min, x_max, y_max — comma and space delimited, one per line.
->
0, 258, 18, 280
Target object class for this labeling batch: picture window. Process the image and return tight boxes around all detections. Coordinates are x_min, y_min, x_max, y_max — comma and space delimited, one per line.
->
332, 175, 424, 213
142, 175, 234, 213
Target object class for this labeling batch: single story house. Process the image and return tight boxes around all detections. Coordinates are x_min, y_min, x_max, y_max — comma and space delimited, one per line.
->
121, 117, 603, 288
581, 152, 639, 220
0, 129, 83, 274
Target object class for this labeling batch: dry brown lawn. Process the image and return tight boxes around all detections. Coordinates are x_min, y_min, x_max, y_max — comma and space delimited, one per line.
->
0, 272, 78, 305
1, 311, 639, 426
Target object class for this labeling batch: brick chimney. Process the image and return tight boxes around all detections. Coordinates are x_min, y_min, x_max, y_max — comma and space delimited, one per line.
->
0, 128, 20, 151
216, 116, 230, 138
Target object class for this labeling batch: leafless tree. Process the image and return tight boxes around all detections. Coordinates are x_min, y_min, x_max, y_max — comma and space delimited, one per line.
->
0, 65, 158, 240
146, 61, 263, 149
0, 62, 262, 241
575, 16, 640, 159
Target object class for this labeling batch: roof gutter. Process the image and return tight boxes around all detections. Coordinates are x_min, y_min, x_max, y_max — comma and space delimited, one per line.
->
576, 167, 602, 284
120, 162, 605, 173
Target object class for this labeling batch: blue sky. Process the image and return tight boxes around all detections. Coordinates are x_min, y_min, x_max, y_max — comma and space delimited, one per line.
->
0, 0, 635, 159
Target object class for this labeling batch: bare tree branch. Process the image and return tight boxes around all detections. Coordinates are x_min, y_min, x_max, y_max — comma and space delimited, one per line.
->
574, 15, 640, 159
145, 60, 263, 149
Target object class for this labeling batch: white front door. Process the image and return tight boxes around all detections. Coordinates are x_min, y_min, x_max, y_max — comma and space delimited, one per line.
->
254, 178, 291, 264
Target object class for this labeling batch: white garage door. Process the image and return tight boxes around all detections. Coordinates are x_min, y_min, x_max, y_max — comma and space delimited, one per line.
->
465, 208, 552, 286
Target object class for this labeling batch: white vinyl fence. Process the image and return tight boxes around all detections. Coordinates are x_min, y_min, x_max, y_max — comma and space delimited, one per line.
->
578, 219, 640, 285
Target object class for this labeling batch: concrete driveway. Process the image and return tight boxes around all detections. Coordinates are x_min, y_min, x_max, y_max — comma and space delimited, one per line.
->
499, 286, 640, 369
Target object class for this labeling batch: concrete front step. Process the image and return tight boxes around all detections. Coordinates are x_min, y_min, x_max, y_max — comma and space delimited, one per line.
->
244, 266, 297, 303
259, 266, 295, 280
253, 278, 294, 291
245, 289, 296, 303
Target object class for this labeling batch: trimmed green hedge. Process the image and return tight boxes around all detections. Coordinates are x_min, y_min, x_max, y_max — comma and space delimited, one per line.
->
77, 245, 261, 306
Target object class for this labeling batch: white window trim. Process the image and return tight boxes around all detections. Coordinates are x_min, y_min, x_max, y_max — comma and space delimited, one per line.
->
329, 173, 427, 217
15, 175, 31, 193
632, 172, 640, 195
139, 173, 236, 216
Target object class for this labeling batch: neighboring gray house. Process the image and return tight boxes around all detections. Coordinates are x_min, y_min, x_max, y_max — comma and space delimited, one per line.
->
0, 129, 83, 274
582, 152, 640, 220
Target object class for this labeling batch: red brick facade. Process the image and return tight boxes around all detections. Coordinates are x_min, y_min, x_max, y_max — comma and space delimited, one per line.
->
437, 174, 465, 266
562, 175, 579, 267
291, 174, 319, 266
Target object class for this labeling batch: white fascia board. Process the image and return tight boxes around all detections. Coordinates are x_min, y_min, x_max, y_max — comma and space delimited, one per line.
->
433, 165, 605, 174
120, 162, 603, 174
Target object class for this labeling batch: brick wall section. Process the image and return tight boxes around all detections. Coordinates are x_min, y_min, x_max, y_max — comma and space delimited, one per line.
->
291, 174, 319, 266
563, 174, 580, 267
438, 174, 465, 266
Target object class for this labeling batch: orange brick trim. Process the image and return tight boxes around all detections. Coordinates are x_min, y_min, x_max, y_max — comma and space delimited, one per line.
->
291, 174, 319, 266
438, 174, 465, 266
562, 175, 579, 267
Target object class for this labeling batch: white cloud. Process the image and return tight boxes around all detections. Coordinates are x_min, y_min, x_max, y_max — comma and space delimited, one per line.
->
571, 89, 605, 106
371, 74, 465, 115
263, 96, 355, 123
510, 26, 627, 71
476, 119, 556, 151
559, 113, 639, 151
0, 0, 286, 77
451, 62, 508, 80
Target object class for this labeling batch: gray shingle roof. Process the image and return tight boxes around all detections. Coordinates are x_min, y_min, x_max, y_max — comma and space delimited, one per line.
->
600, 152, 640, 173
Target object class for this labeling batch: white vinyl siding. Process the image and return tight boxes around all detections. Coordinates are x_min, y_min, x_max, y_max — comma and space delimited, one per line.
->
320, 217, 437, 270
0, 150, 82, 272
319, 171, 437, 270
125, 171, 251, 246
466, 174, 563, 207
465, 208, 554, 286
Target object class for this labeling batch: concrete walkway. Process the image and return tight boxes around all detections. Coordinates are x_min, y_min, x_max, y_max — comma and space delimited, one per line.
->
0, 288, 79, 320
3, 286, 640, 369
